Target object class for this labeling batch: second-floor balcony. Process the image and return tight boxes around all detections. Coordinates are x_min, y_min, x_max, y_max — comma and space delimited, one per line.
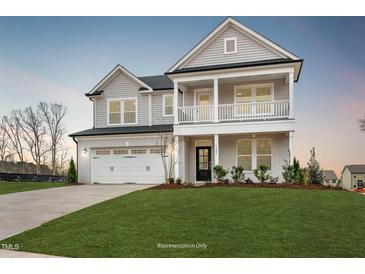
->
178, 100, 290, 124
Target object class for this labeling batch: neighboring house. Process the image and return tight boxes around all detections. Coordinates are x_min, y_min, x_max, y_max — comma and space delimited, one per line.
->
322, 170, 338, 187
341, 165, 365, 190
70, 17, 303, 184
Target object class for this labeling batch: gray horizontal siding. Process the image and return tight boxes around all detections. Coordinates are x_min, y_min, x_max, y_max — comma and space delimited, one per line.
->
95, 72, 148, 128
182, 78, 288, 107
183, 26, 282, 68
151, 92, 174, 125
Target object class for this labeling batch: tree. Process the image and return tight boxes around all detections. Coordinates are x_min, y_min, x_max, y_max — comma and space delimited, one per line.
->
0, 124, 11, 161
16, 107, 49, 174
57, 148, 69, 175
307, 147, 324, 184
38, 102, 67, 175
359, 116, 365, 131
156, 132, 177, 183
1, 112, 25, 162
67, 158, 77, 183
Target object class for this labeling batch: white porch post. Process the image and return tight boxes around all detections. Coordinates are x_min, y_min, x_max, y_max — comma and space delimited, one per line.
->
173, 81, 178, 124
289, 72, 294, 119
289, 131, 294, 165
213, 78, 219, 122
214, 134, 219, 166
174, 135, 179, 179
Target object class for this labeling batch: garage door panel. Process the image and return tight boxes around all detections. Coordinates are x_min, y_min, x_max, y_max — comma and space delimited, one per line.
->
91, 149, 165, 184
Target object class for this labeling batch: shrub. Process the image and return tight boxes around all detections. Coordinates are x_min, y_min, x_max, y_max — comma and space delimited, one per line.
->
176, 178, 182, 185
253, 165, 270, 183
67, 158, 77, 183
213, 165, 228, 183
167, 177, 175, 184
282, 158, 304, 184
230, 166, 245, 183
307, 147, 324, 184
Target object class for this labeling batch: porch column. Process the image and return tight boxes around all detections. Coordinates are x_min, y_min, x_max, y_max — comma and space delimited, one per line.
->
174, 135, 179, 179
173, 81, 178, 124
289, 131, 294, 165
213, 78, 219, 122
289, 72, 294, 119
214, 134, 219, 167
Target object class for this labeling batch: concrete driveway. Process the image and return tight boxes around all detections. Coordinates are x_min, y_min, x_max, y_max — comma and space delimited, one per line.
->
0, 184, 150, 240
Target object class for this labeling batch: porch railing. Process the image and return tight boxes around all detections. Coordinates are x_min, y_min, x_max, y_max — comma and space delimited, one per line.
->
218, 100, 290, 121
177, 100, 289, 123
178, 105, 214, 123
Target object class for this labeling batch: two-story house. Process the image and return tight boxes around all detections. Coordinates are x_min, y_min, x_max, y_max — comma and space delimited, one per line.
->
70, 17, 303, 184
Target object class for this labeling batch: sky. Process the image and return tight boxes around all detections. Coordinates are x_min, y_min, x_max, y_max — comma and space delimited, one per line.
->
0, 16, 364, 176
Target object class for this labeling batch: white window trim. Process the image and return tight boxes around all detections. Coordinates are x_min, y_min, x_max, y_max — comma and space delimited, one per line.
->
236, 139, 253, 173
224, 37, 237, 54
193, 88, 213, 107
107, 97, 138, 126
234, 83, 274, 104
256, 138, 273, 172
236, 138, 273, 173
162, 94, 174, 117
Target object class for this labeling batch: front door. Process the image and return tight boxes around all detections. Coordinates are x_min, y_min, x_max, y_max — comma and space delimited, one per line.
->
196, 146, 212, 181
197, 92, 212, 121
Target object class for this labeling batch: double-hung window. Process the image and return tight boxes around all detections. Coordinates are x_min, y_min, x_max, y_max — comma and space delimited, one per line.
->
236, 139, 252, 171
256, 139, 272, 170
234, 84, 273, 116
163, 94, 173, 116
108, 98, 137, 125
236, 138, 272, 171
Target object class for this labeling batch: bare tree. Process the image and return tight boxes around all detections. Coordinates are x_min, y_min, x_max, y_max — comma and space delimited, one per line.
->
360, 116, 365, 132
156, 132, 177, 183
57, 147, 69, 175
16, 107, 49, 174
0, 124, 12, 162
38, 102, 67, 175
1, 112, 25, 162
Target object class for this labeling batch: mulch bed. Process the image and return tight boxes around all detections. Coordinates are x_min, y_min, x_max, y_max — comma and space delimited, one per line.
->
147, 182, 343, 191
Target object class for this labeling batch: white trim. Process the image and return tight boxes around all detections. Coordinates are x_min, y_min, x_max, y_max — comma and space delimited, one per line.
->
75, 133, 163, 142
167, 17, 299, 72
234, 83, 274, 103
88, 64, 152, 94
106, 97, 138, 126
162, 94, 174, 117
194, 88, 213, 107
174, 119, 294, 136
224, 37, 237, 54
235, 137, 273, 173
236, 138, 253, 172
148, 94, 152, 126
256, 138, 273, 171
170, 65, 294, 83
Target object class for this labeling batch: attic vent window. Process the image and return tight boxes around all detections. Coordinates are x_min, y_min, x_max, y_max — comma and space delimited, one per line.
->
224, 37, 237, 54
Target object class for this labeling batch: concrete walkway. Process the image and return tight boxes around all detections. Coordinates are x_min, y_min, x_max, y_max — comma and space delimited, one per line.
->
0, 249, 62, 258
0, 184, 151, 241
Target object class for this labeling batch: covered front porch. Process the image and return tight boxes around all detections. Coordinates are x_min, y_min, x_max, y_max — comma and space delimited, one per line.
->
175, 131, 293, 183
172, 65, 295, 125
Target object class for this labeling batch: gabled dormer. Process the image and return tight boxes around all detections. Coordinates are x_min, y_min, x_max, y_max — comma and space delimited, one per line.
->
167, 17, 302, 81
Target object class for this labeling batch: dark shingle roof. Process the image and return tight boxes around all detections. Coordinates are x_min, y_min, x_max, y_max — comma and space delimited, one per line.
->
138, 75, 173, 90
323, 170, 338, 180
166, 58, 303, 81
344, 165, 365, 174
69, 124, 173, 137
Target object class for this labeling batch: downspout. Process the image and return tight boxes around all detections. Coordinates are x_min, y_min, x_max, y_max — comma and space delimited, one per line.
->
72, 136, 78, 176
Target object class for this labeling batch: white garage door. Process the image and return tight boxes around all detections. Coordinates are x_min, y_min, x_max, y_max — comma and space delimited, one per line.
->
91, 147, 165, 184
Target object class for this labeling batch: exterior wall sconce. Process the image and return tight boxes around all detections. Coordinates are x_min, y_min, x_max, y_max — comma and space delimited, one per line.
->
82, 147, 88, 154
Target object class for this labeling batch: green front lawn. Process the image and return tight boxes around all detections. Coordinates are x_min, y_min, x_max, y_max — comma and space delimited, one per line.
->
0, 181, 69, 195
1, 188, 364, 257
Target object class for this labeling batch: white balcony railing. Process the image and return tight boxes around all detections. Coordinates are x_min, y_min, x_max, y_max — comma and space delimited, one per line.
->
178, 105, 214, 123
177, 100, 289, 123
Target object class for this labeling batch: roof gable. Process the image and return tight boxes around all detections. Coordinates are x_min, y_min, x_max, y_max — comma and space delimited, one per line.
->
343, 165, 365, 174
168, 17, 300, 73
87, 65, 152, 96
